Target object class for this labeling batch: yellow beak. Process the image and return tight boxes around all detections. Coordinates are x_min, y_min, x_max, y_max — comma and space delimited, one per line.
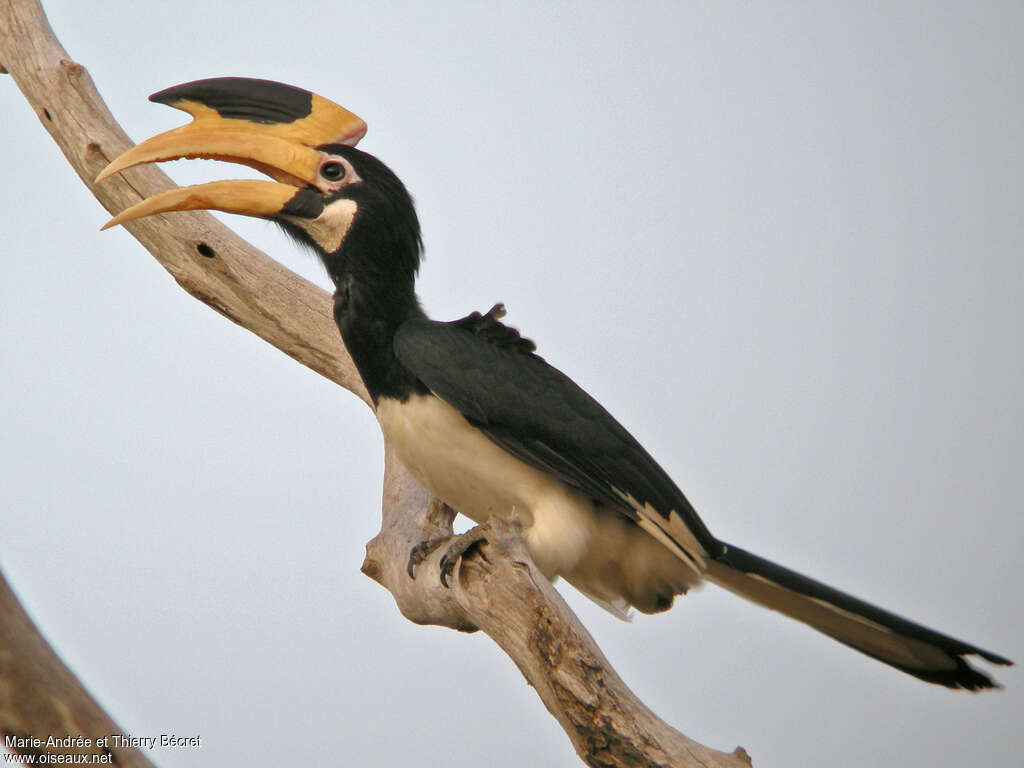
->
97, 77, 366, 229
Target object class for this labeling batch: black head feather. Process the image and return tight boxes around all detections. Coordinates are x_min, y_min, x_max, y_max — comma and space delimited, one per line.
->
274, 144, 422, 286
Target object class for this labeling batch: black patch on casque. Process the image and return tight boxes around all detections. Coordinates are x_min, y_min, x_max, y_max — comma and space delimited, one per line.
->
150, 77, 313, 125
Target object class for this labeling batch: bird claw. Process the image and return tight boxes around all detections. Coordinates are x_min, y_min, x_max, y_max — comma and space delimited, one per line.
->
407, 536, 448, 579
439, 527, 490, 588
406, 527, 490, 585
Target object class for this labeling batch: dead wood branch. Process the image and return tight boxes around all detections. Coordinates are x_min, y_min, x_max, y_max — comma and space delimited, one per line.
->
0, 1, 750, 765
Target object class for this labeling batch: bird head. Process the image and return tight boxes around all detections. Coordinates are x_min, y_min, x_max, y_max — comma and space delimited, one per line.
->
98, 77, 421, 282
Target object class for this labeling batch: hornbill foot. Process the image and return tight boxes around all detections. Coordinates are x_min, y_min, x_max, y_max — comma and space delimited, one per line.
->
406, 536, 450, 579
439, 527, 490, 588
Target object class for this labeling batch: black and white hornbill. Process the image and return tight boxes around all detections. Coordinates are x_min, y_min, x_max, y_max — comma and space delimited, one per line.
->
99, 77, 1011, 691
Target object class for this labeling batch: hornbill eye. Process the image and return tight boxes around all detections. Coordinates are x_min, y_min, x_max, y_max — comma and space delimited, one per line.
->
321, 161, 346, 181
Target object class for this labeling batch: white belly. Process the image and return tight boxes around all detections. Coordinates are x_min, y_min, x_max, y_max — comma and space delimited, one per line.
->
375, 393, 596, 578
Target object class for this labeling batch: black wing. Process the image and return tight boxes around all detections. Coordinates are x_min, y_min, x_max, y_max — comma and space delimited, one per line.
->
394, 307, 1013, 688
393, 305, 723, 563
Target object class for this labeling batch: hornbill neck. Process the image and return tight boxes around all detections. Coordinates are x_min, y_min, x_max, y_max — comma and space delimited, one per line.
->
322, 206, 427, 405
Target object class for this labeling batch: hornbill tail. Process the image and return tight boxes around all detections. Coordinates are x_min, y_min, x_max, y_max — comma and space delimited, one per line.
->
706, 543, 1012, 690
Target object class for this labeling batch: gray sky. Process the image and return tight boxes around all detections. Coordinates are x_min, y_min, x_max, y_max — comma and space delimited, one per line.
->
2, 1, 1021, 766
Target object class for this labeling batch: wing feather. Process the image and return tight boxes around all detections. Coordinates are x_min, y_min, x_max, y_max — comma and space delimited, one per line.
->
393, 308, 723, 566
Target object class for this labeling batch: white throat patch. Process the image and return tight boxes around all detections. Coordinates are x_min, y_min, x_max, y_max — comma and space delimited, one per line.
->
286, 198, 358, 253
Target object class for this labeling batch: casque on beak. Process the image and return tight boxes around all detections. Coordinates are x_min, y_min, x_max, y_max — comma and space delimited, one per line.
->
97, 77, 366, 230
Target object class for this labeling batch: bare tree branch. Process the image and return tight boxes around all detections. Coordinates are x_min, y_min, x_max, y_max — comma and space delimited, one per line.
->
0, 1, 751, 765
0, 571, 157, 767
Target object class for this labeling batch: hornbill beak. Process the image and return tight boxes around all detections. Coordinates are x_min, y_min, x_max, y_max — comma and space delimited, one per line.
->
97, 77, 366, 230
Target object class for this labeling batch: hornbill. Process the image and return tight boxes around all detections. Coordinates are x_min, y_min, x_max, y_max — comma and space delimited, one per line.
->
99, 77, 1011, 690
